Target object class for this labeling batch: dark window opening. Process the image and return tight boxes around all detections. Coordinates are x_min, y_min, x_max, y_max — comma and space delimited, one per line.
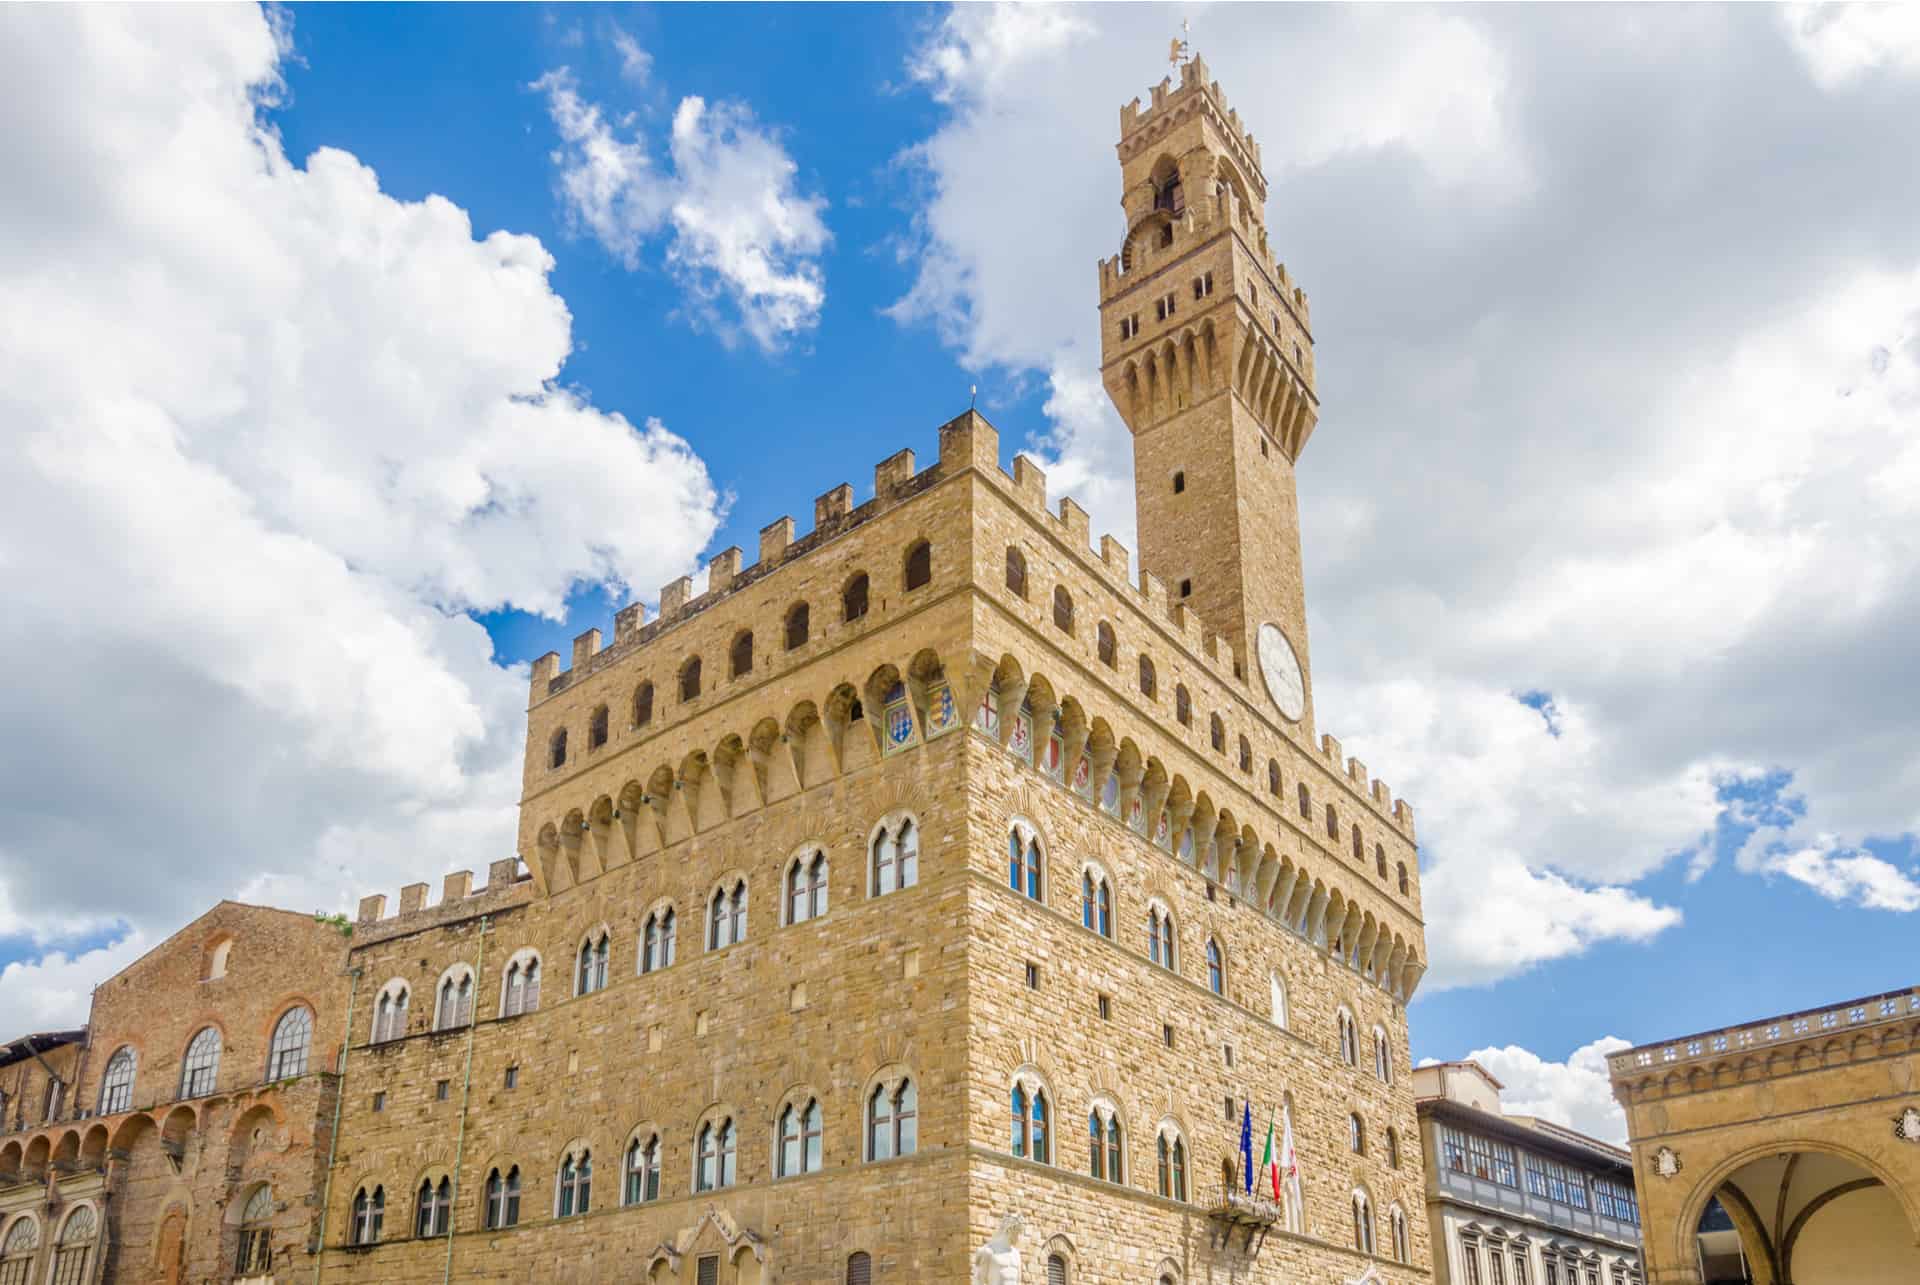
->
730, 631, 753, 679
1172, 471, 1185, 494
843, 573, 870, 622
785, 603, 809, 650
679, 656, 702, 702
904, 540, 932, 591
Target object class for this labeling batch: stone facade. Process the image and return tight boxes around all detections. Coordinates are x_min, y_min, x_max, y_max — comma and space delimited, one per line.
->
1414, 1062, 1641, 1285
1608, 989, 1920, 1285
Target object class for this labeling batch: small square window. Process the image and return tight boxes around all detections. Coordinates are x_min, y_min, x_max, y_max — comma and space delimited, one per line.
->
1179, 579, 1192, 598
1025, 962, 1040, 989
372, 1091, 385, 1113
1224, 1044, 1235, 1068
504, 1066, 518, 1089
1163, 1023, 1175, 1049
435, 1079, 450, 1102
1097, 993, 1111, 1020
1224, 1095, 1235, 1122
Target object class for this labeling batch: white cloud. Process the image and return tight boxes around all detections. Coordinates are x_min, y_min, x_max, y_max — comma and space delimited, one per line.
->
1452, 1036, 1634, 1145
0, 934, 153, 1038
1784, 3, 1920, 89
0, 5, 721, 1025
537, 54, 829, 352
612, 25, 653, 86
1747, 836, 1920, 912
890, 4, 1920, 988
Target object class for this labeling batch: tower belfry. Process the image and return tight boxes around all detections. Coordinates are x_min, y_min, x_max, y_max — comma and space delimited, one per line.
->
1100, 52, 1321, 739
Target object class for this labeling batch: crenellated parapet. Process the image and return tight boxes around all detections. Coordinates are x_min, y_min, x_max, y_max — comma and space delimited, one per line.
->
353, 858, 533, 946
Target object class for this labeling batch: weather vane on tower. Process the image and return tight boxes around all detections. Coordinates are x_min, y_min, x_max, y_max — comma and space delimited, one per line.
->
1169, 18, 1191, 67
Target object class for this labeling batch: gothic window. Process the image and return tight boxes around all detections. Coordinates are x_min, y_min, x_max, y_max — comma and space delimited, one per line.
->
1088, 1111, 1123, 1182
708, 880, 747, 950
1209, 713, 1225, 752
548, 728, 567, 769
1392, 1206, 1410, 1262
483, 1167, 520, 1229
1139, 655, 1157, 698
785, 602, 810, 650
1008, 827, 1042, 901
786, 849, 828, 925
1352, 1190, 1375, 1255
556, 1147, 592, 1217
1298, 782, 1311, 819
1349, 1113, 1365, 1155
1351, 824, 1364, 862
1371, 841, 1385, 878
1052, 586, 1073, 634
624, 1135, 661, 1204
1096, 621, 1116, 667
641, 907, 676, 973
846, 1252, 872, 1285
266, 1006, 312, 1079
1337, 1009, 1358, 1066
1269, 973, 1289, 1029
434, 969, 473, 1031
1373, 1028, 1393, 1083
575, 931, 610, 996
1156, 1130, 1188, 1200
1175, 684, 1191, 726
871, 816, 918, 896
1010, 1084, 1050, 1163
843, 572, 869, 622
1147, 906, 1176, 971
730, 631, 753, 679
1238, 735, 1252, 772
98, 1047, 135, 1114
1398, 861, 1410, 895
236, 1185, 274, 1272
867, 1080, 917, 1160
372, 983, 409, 1043
633, 681, 654, 727
680, 655, 702, 701
501, 954, 541, 1017
695, 1118, 737, 1191
587, 704, 609, 750
179, 1027, 220, 1098
1386, 1127, 1401, 1169
351, 1185, 384, 1245
1005, 547, 1027, 598
1048, 1254, 1069, 1285
777, 1098, 823, 1177
1268, 759, 1281, 795
1326, 803, 1339, 840
1080, 870, 1112, 937
904, 539, 932, 591
1206, 939, 1225, 996
415, 1176, 450, 1238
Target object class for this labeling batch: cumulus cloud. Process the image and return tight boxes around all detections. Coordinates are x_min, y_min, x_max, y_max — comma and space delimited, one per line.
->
537, 55, 829, 352
1444, 1037, 1634, 1145
1784, 2, 1920, 89
0, 5, 721, 1031
890, 4, 1920, 988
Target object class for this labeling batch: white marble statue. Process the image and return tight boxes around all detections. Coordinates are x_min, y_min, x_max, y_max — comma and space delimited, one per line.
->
972, 1212, 1025, 1285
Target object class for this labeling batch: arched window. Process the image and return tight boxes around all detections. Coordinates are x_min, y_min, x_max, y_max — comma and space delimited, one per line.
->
708, 881, 747, 950
1147, 906, 1176, 970
1205, 939, 1225, 996
843, 573, 869, 622
1096, 621, 1116, 667
904, 540, 932, 590
1349, 1113, 1365, 1155
1398, 862, 1410, 895
1391, 1206, 1410, 1261
1374, 841, 1388, 879
778, 1098, 823, 1177
871, 816, 919, 896
1005, 547, 1027, 598
483, 1166, 521, 1229
1, 1218, 40, 1277
575, 931, 610, 996
1052, 586, 1073, 634
1209, 713, 1225, 752
1338, 1010, 1359, 1066
1325, 803, 1339, 839
415, 1176, 450, 1237
435, 970, 473, 1031
679, 656, 702, 701
1172, 470, 1186, 494
1048, 1253, 1069, 1285
1298, 782, 1311, 819
730, 631, 754, 679
1157, 1130, 1188, 1200
180, 1027, 220, 1098
867, 1079, 917, 1160
1080, 870, 1112, 937
787, 850, 828, 925
97, 1047, 136, 1114
351, 1185, 384, 1245
1352, 1190, 1376, 1255
1238, 735, 1252, 772
502, 954, 541, 1017
1088, 1111, 1123, 1182
1008, 827, 1042, 901
1386, 1127, 1401, 1169
624, 1134, 661, 1204
587, 704, 609, 750
1139, 655, 1157, 698
1175, 684, 1191, 726
1374, 1028, 1393, 1083
785, 602, 810, 650
52, 1207, 96, 1282
1010, 1084, 1050, 1163
1269, 973, 1289, 1029
696, 1118, 737, 1191
548, 728, 567, 769
1268, 760, 1281, 796
373, 983, 409, 1043
556, 1148, 591, 1217
266, 1006, 312, 1079
1352, 824, 1365, 862
633, 681, 654, 727
641, 907, 676, 973
847, 1252, 873, 1285
236, 1184, 274, 1272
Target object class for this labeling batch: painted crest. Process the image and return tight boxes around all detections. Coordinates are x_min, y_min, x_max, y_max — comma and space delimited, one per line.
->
926, 683, 957, 735
885, 702, 915, 749
1895, 1105, 1920, 1142
975, 690, 999, 736
1653, 1146, 1682, 1178
1009, 710, 1032, 760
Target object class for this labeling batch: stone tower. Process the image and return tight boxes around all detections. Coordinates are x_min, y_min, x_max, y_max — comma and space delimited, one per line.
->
1100, 53, 1321, 741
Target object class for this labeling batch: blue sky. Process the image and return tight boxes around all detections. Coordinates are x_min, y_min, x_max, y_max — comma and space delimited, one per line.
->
4, 3, 1920, 1141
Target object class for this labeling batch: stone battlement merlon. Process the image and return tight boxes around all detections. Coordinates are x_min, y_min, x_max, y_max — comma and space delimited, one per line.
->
352, 858, 534, 946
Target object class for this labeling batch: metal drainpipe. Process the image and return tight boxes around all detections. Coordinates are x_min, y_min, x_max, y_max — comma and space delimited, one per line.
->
445, 915, 488, 1285
313, 966, 361, 1285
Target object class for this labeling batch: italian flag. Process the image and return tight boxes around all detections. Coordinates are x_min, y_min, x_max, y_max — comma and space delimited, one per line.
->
1261, 1110, 1280, 1200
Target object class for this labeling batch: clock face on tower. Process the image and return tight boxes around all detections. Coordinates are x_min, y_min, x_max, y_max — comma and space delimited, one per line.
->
1257, 622, 1305, 723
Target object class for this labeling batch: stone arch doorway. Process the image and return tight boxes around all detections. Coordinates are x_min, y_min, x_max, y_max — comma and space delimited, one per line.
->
1687, 1147, 1920, 1284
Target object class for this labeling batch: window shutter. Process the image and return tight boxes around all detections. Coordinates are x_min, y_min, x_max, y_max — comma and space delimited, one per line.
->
1048, 1254, 1069, 1285
846, 1251, 872, 1285
697, 1255, 719, 1285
